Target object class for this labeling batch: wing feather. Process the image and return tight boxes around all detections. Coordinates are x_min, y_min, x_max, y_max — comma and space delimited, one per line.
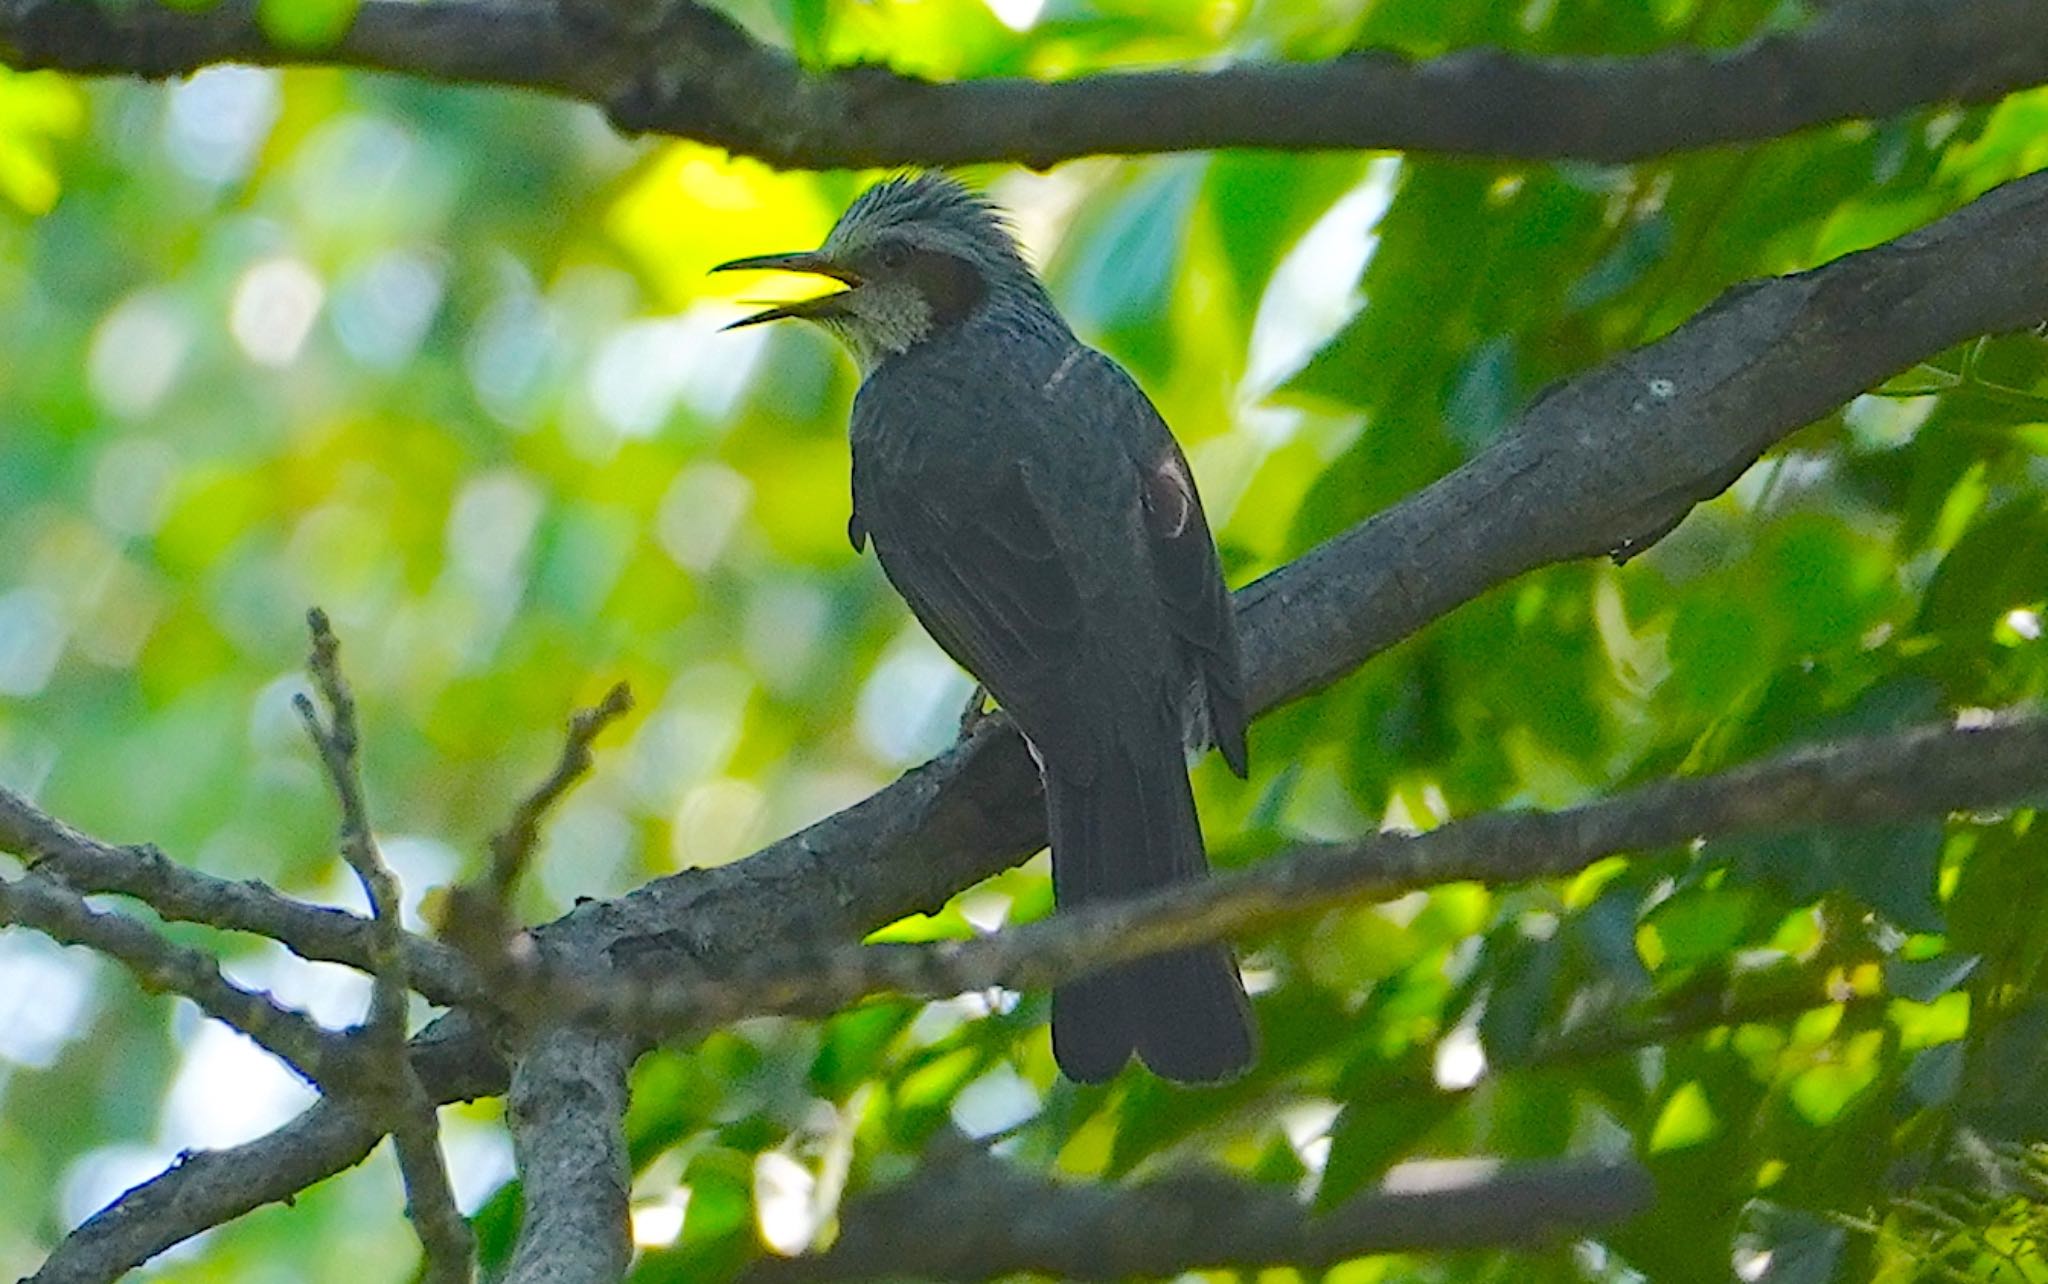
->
860, 459, 1095, 771
1076, 354, 1249, 776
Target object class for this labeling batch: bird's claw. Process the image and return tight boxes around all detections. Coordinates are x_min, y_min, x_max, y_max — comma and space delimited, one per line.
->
955, 683, 991, 741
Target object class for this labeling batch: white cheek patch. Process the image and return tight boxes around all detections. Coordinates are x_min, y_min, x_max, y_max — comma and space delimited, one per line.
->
849, 284, 934, 357
1143, 449, 1194, 540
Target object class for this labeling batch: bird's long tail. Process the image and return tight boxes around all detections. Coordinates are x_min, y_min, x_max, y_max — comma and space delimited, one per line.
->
1045, 715, 1255, 1083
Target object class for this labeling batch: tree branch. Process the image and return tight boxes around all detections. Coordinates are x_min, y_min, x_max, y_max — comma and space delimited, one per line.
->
0, 0, 2044, 167
441, 680, 636, 974
533, 713, 2048, 1037
0, 871, 359, 1087
0, 784, 486, 1011
24, 1099, 385, 1284
29, 159, 2048, 1283
24, 1019, 508, 1284
742, 1146, 1651, 1282
502, 1027, 634, 1284
484, 681, 634, 911
296, 610, 474, 1284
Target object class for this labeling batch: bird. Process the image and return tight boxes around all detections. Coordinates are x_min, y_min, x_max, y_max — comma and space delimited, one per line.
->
713, 173, 1254, 1083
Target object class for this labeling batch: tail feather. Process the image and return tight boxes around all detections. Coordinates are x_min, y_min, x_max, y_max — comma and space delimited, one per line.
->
1045, 715, 1254, 1084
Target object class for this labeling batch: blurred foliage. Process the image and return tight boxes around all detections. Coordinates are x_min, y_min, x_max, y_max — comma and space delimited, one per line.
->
2, 0, 2048, 1280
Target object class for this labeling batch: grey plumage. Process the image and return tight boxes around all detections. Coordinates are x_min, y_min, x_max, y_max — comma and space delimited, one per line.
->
716, 173, 1254, 1083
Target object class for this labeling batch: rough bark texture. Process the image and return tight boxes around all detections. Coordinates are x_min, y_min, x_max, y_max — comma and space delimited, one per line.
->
0, 0, 2043, 167
504, 1029, 634, 1284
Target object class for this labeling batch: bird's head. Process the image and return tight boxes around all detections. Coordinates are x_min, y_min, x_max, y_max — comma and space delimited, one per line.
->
713, 173, 1047, 372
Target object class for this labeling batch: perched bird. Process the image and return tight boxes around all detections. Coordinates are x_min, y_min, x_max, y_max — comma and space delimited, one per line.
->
715, 173, 1254, 1083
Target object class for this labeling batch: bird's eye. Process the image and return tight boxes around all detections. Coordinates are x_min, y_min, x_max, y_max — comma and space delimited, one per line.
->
876, 241, 909, 270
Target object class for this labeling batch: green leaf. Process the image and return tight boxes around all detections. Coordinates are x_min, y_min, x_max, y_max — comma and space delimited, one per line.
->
1204, 152, 1368, 308
1919, 498, 2048, 638
1741, 1205, 1846, 1284
1317, 1092, 1458, 1210
1479, 930, 1563, 1066
1644, 886, 1759, 971
1905, 1042, 1964, 1107
1443, 335, 1518, 452
1666, 584, 1778, 715
1882, 954, 1979, 1003
1724, 822, 1944, 934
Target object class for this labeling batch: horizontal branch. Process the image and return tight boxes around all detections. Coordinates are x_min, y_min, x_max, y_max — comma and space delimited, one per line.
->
32, 135, 2048, 1284
744, 1147, 1650, 1282
0, 786, 485, 1010
538, 713, 2048, 1037
1, 0, 2045, 166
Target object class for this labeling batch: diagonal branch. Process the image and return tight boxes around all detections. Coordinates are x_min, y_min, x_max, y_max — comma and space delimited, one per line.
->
24, 1099, 386, 1284
23, 1018, 507, 1284
29, 158, 2048, 1284
441, 680, 636, 973
484, 680, 634, 910
742, 1146, 1652, 1283
0, 0, 2043, 167
296, 609, 474, 1284
0, 871, 359, 1087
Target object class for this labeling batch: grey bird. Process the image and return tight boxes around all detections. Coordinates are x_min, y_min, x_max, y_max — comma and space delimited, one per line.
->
714, 173, 1254, 1083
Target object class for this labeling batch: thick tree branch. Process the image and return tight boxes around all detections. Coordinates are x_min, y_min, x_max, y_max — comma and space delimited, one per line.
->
0, 784, 485, 1010
743, 1147, 1651, 1282
1240, 167, 2048, 711
0, 0, 2044, 167
535, 713, 2048, 1037
31, 158, 2048, 1284
297, 610, 474, 1284
502, 1028, 634, 1284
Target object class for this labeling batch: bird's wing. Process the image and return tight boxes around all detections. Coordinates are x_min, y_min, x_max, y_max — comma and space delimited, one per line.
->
1069, 351, 1249, 776
857, 451, 1098, 773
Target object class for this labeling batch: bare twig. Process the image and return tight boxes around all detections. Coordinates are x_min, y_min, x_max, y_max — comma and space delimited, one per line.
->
0, 784, 484, 1009
528, 713, 2048, 1040
440, 681, 633, 1008
486, 681, 633, 908
742, 1146, 1651, 1282
0, 0, 2045, 167
296, 609, 474, 1284
0, 871, 357, 1086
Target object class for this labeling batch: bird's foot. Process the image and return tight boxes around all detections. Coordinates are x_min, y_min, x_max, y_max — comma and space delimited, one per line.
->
955, 683, 991, 742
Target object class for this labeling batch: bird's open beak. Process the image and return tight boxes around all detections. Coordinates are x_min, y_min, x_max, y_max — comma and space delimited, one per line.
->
710, 252, 863, 330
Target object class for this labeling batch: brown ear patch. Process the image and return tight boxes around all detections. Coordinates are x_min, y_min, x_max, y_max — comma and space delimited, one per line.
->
1143, 447, 1194, 540
903, 248, 987, 328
